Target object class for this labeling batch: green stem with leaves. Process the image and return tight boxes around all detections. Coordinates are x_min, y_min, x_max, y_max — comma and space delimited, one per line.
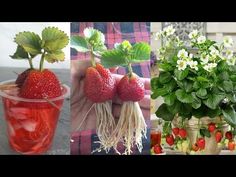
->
40, 51, 46, 71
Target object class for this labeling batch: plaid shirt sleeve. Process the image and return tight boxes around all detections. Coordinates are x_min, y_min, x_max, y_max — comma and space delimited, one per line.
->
71, 22, 150, 155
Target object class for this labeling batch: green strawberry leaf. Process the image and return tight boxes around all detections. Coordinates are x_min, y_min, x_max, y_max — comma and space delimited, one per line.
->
14, 31, 42, 55
164, 93, 176, 106
130, 42, 150, 62
196, 88, 207, 98
10, 45, 29, 59
222, 81, 234, 92
159, 72, 172, 84
71, 35, 90, 52
175, 89, 194, 103
41, 27, 69, 52
101, 49, 127, 68
174, 69, 189, 80
222, 105, 236, 127
84, 28, 106, 51
44, 50, 65, 63
151, 87, 169, 99
155, 103, 175, 121
203, 93, 225, 109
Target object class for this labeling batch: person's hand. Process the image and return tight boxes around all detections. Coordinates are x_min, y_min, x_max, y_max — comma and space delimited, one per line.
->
71, 59, 150, 132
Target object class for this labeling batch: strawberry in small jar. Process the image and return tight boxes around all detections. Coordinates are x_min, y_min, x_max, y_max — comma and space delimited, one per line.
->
0, 27, 70, 154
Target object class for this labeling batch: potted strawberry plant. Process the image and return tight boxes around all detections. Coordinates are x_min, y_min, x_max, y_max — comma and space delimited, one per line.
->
152, 25, 236, 154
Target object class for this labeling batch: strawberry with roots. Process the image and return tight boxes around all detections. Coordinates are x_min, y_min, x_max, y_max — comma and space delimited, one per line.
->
101, 40, 151, 154
71, 28, 116, 152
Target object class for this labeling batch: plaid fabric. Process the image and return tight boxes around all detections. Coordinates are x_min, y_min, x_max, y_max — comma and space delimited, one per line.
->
71, 22, 150, 155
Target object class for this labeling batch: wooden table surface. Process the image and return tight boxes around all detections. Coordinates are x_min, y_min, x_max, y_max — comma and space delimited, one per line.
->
0, 67, 70, 155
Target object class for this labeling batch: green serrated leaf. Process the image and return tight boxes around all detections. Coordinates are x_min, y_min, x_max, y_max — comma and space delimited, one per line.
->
151, 77, 162, 91
192, 92, 201, 109
218, 71, 229, 81
165, 79, 177, 92
159, 72, 172, 84
182, 80, 193, 93
174, 69, 189, 80
203, 93, 225, 109
197, 76, 209, 82
10, 45, 29, 59
71, 35, 90, 52
14, 31, 42, 55
222, 81, 233, 92
151, 87, 169, 99
44, 50, 65, 63
175, 89, 194, 103
222, 106, 236, 127
164, 93, 176, 106
130, 42, 151, 62
101, 49, 127, 68
230, 75, 236, 82
42, 27, 69, 52
158, 63, 173, 72
155, 104, 175, 121
196, 88, 207, 98
227, 94, 236, 103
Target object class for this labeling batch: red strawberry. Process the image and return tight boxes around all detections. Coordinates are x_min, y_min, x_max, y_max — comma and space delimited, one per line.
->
215, 130, 223, 143
179, 128, 187, 138
15, 69, 31, 88
166, 134, 174, 146
19, 69, 62, 99
196, 138, 205, 150
153, 144, 163, 154
225, 131, 233, 140
117, 74, 145, 102
208, 122, 216, 133
84, 63, 116, 103
172, 127, 179, 136
192, 143, 199, 151
228, 141, 235, 151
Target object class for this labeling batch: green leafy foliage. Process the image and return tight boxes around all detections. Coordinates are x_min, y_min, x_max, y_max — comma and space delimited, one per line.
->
10, 45, 29, 59
101, 40, 150, 68
222, 105, 236, 127
14, 31, 42, 55
155, 103, 175, 121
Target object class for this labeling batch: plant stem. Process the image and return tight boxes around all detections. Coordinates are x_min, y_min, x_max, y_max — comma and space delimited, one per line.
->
40, 51, 46, 71
127, 63, 133, 77
28, 58, 34, 69
90, 49, 96, 67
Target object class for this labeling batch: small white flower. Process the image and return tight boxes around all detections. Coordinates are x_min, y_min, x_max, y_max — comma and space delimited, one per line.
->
203, 63, 217, 72
225, 49, 233, 59
177, 49, 188, 59
197, 35, 206, 44
200, 54, 209, 65
154, 32, 162, 40
226, 57, 236, 66
188, 30, 199, 39
203, 65, 210, 72
188, 60, 198, 70
189, 53, 193, 59
177, 60, 187, 71
210, 47, 220, 58
163, 25, 175, 36
223, 36, 233, 48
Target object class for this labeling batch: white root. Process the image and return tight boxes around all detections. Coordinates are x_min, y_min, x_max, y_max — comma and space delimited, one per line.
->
109, 101, 147, 155
92, 101, 116, 153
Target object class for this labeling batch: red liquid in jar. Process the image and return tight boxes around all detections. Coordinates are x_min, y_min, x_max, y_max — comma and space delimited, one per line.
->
151, 131, 161, 147
2, 95, 64, 154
